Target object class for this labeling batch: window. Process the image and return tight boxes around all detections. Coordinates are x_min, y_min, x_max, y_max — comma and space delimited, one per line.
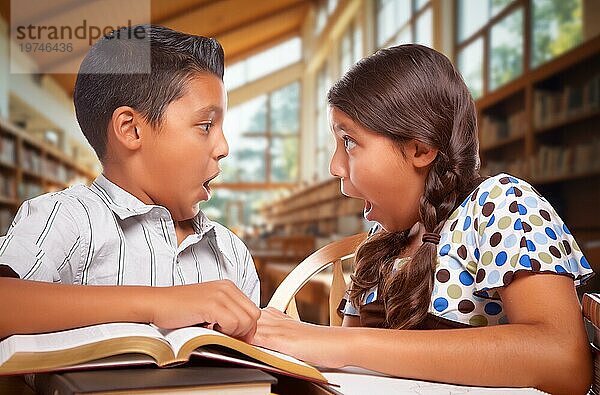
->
457, 0, 514, 42
489, 7, 524, 90
315, 64, 332, 181
457, 38, 484, 98
224, 38, 302, 91
376, 0, 432, 49
315, 0, 339, 36
531, 0, 583, 68
221, 82, 300, 184
339, 19, 363, 75
455, 0, 584, 96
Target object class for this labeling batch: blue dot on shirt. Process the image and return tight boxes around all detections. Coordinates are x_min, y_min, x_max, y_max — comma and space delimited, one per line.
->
533, 232, 547, 245
495, 251, 507, 266
485, 302, 502, 315
433, 297, 449, 312
440, 244, 451, 256
486, 214, 496, 228
517, 204, 527, 215
463, 216, 472, 231
474, 247, 480, 260
545, 227, 557, 240
466, 232, 476, 246
519, 254, 531, 268
568, 258, 578, 272
524, 196, 538, 208
503, 234, 517, 248
461, 197, 469, 207
526, 239, 536, 252
488, 270, 500, 284
581, 256, 591, 269
563, 224, 571, 235
459, 270, 474, 286
479, 192, 489, 206
553, 224, 563, 237
514, 218, 523, 230
365, 292, 375, 304
555, 265, 566, 273
508, 176, 519, 184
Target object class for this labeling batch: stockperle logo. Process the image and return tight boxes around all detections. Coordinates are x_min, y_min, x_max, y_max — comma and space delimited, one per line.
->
10, 0, 150, 74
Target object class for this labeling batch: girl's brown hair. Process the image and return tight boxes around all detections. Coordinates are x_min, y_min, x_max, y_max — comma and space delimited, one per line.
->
327, 44, 481, 329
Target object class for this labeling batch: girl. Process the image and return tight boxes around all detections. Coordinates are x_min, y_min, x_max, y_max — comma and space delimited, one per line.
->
252, 44, 594, 395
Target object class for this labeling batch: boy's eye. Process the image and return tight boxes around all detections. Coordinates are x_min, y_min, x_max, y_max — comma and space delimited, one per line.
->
342, 136, 356, 151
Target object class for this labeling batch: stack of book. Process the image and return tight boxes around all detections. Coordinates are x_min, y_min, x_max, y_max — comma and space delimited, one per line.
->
534, 73, 600, 129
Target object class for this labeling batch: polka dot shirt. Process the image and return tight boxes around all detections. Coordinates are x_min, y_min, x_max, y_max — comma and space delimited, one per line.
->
345, 174, 594, 327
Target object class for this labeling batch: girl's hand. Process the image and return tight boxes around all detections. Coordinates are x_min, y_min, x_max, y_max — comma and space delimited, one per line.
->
252, 307, 345, 367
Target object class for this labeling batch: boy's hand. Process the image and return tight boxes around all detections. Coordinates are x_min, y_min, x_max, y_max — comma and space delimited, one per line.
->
151, 280, 260, 342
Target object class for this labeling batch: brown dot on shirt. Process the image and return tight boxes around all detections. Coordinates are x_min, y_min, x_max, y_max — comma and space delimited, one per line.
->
458, 299, 475, 314
490, 232, 502, 247
436, 269, 450, 283
520, 236, 527, 248
563, 240, 571, 254
482, 202, 495, 217
503, 271, 514, 285
531, 258, 541, 271
549, 245, 561, 258
457, 245, 467, 260
540, 209, 551, 221
476, 268, 486, 283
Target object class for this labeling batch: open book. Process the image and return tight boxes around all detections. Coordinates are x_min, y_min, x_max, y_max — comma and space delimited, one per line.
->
0, 322, 328, 384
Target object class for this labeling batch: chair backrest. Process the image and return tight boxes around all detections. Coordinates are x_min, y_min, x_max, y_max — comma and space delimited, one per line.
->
267, 232, 367, 326
582, 293, 600, 395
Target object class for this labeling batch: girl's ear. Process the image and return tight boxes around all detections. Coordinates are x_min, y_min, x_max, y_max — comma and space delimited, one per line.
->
109, 106, 143, 152
409, 139, 438, 169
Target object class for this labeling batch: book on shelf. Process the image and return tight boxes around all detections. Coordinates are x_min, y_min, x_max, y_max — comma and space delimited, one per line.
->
31, 367, 277, 395
0, 322, 329, 385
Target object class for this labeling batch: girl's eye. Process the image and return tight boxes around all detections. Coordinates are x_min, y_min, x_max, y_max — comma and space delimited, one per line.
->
342, 136, 357, 151
198, 121, 213, 133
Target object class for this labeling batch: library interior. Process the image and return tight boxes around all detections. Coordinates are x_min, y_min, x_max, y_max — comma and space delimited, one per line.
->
0, 0, 599, 325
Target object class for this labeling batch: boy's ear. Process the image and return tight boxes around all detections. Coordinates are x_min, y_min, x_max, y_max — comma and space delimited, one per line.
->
110, 106, 143, 152
409, 139, 438, 169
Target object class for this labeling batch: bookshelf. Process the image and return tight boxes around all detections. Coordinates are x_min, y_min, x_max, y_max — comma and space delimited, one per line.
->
260, 177, 365, 236
478, 35, 600, 288
0, 118, 97, 234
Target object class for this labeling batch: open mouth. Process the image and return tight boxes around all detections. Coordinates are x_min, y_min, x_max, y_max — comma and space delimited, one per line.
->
363, 200, 373, 219
202, 172, 220, 196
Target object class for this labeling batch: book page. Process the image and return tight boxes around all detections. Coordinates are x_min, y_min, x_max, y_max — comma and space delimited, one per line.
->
321, 372, 548, 395
161, 326, 314, 369
0, 323, 163, 366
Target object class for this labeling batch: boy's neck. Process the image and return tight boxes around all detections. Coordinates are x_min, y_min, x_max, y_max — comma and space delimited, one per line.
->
102, 167, 156, 207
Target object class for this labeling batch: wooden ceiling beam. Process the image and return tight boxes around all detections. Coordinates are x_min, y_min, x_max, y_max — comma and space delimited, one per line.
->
156, 0, 304, 38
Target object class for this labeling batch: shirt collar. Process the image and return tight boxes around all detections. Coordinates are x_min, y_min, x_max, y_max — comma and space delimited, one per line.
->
91, 174, 215, 238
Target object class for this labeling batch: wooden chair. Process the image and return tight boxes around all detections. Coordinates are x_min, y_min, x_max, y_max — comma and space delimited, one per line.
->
267, 232, 367, 326
582, 293, 600, 395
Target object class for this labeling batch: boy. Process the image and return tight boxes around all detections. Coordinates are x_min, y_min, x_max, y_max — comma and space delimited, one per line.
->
0, 25, 259, 341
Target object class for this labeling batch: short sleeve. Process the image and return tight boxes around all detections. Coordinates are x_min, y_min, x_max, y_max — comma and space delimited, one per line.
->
472, 175, 593, 298
0, 193, 83, 283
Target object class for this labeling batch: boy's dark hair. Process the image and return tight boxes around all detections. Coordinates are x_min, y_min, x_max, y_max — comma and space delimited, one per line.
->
74, 24, 225, 160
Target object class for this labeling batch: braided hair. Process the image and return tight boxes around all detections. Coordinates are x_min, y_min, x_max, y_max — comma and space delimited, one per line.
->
328, 44, 481, 329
